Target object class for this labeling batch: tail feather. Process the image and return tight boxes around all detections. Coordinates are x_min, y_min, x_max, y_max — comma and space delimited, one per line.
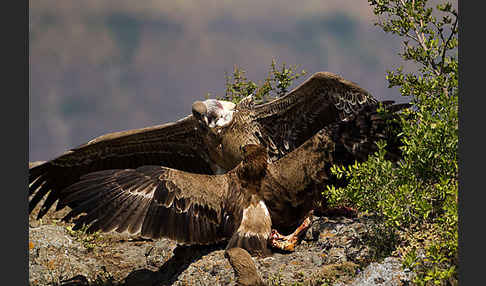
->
226, 232, 271, 257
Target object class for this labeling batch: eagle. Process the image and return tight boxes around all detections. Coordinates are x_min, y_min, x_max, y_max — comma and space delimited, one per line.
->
29, 101, 408, 256
29, 71, 379, 220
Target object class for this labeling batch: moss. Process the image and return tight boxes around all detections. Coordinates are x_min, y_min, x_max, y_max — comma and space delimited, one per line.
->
65, 224, 107, 252
312, 262, 359, 285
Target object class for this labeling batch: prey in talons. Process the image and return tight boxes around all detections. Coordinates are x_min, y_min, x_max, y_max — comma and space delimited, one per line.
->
268, 216, 312, 252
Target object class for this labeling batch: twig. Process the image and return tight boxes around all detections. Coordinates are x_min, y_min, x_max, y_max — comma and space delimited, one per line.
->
439, 16, 458, 75
400, 0, 440, 75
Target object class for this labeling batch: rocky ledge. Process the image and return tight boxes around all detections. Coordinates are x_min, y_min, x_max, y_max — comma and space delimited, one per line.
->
29, 203, 415, 286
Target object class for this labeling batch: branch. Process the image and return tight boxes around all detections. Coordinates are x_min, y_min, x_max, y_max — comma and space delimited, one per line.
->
405, 31, 421, 45
439, 16, 458, 75
399, 0, 440, 75
400, 0, 427, 51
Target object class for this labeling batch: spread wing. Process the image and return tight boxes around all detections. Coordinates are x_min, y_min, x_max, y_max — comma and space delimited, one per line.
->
57, 166, 239, 245
249, 72, 379, 160
29, 115, 215, 219
263, 102, 409, 230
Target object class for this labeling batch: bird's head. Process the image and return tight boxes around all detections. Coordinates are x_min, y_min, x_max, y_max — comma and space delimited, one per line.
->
192, 99, 236, 131
240, 144, 267, 159
238, 144, 268, 179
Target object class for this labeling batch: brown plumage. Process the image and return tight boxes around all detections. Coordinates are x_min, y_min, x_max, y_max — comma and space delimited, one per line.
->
29, 100, 408, 258
29, 71, 379, 220
192, 71, 380, 171
54, 144, 273, 256
261, 101, 409, 233
29, 116, 214, 219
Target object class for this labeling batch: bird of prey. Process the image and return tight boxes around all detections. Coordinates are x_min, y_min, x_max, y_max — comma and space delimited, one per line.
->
29, 101, 408, 257
29, 71, 379, 220
190, 71, 379, 171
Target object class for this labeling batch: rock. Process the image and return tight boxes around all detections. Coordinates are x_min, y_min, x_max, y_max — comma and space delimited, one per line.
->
29, 210, 415, 286
334, 257, 416, 286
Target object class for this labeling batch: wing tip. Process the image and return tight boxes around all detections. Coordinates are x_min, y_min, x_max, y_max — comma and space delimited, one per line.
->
310, 71, 372, 95
29, 161, 46, 170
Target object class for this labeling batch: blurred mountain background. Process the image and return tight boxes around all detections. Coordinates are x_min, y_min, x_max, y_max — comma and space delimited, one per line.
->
30, 0, 409, 162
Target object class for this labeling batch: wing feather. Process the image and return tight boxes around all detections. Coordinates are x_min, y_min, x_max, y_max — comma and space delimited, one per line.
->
128, 197, 152, 234
29, 181, 50, 213
114, 195, 147, 233
250, 72, 379, 159
29, 115, 215, 219
58, 166, 238, 245
95, 192, 139, 233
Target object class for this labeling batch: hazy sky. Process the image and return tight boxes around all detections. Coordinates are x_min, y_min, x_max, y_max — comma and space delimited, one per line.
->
30, 0, 410, 162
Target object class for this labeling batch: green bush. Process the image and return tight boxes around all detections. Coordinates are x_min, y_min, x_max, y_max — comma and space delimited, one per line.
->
220, 59, 306, 104
327, 1, 458, 284
220, 2, 457, 284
